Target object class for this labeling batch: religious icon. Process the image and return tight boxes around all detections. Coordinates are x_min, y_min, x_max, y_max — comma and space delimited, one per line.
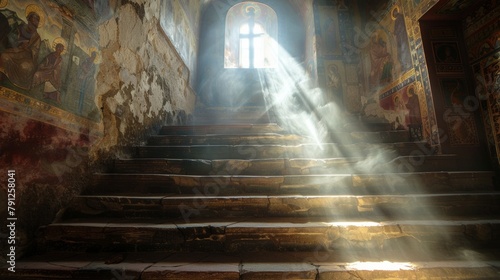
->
0, 4, 45, 89
433, 42, 461, 64
439, 78, 467, 107
31, 38, 67, 103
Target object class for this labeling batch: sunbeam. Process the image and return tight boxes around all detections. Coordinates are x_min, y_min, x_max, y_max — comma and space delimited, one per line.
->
245, 36, 485, 268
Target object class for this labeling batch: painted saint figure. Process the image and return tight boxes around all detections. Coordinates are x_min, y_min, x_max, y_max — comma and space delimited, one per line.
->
32, 43, 65, 103
327, 64, 341, 90
369, 32, 392, 88
405, 87, 421, 126
392, 6, 412, 72
393, 94, 407, 129
0, 11, 41, 89
78, 51, 97, 115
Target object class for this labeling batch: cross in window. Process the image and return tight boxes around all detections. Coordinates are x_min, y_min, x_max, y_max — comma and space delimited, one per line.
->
240, 7, 264, 68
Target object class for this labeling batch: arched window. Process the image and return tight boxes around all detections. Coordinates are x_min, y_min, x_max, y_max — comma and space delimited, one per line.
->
225, 2, 277, 69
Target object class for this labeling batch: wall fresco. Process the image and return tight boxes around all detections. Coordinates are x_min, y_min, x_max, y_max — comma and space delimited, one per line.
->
0, 0, 198, 259
437, 0, 476, 14
318, 6, 342, 56
314, 0, 357, 112
0, 0, 102, 125
352, 0, 443, 145
360, 3, 415, 94
292, 0, 316, 83
160, 0, 201, 85
464, 0, 500, 164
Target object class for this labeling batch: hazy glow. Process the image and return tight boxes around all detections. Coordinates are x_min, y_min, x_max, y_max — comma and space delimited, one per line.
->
325, 221, 381, 227
345, 261, 416, 271
239, 23, 275, 68
222, 34, 489, 269
256, 38, 345, 146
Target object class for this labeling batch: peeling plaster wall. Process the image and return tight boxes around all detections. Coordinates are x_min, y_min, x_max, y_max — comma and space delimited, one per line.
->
94, 0, 197, 157
0, 0, 198, 259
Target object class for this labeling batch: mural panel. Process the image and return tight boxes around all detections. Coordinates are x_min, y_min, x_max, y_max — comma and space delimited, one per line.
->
361, 3, 414, 93
438, 0, 477, 14
379, 81, 423, 131
463, 0, 499, 163
314, 1, 353, 107
438, 77, 480, 145
432, 41, 464, 73
0, 0, 102, 136
317, 6, 342, 55
324, 60, 345, 107
354, 0, 439, 143
160, 0, 200, 83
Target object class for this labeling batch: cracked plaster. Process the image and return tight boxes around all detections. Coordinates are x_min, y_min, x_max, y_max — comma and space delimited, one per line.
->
94, 0, 196, 153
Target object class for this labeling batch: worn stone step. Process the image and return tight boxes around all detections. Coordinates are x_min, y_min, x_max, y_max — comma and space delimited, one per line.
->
87, 171, 496, 196
5, 251, 500, 280
150, 130, 412, 146
112, 154, 460, 175
37, 216, 500, 254
192, 106, 276, 125
147, 133, 306, 145
134, 142, 430, 159
328, 130, 411, 143
159, 124, 285, 135
62, 193, 500, 220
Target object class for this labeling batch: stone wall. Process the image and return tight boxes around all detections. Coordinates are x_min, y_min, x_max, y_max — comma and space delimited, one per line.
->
94, 0, 197, 157
0, 0, 198, 259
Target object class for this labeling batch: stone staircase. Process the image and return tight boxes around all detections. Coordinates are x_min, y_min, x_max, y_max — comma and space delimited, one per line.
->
3, 109, 500, 279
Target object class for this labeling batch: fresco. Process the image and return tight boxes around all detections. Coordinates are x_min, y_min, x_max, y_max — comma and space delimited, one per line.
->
318, 6, 342, 55
361, 3, 414, 93
314, 1, 357, 111
292, 0, 315, 84
0, 0, 102, 136
351, 0, 429, 138
379, 82, 425, 131
460, 0, 500, 162
438, 0, 477, 14
324, 60, 345, 107
438, 77, 480, 145
160, 0, 200, 84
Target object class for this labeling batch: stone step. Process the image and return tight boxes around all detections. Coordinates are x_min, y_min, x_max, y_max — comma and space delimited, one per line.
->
62, 193, 500, 220
5, 251, 500, 280
159, 123, 285, 135
147, 133, 306, 145
192, 106, 275, 125
134, 142, 430, 159
112, 155, 460, 175
149, 130, 412, 145
329, 130, 411, 143
86, 171, 496, 196
36, 217, 500, 253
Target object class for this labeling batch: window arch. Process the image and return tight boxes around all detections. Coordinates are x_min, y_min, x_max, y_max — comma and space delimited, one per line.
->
224, 2, 277, 68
